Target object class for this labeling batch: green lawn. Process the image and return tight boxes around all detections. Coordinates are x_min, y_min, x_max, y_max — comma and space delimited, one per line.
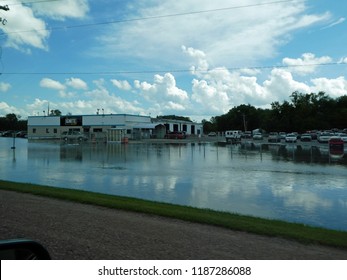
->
1, 179, 347, 249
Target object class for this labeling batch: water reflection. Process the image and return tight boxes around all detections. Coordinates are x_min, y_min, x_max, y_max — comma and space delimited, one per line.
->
0, 138, 347, 231
242, 141, 347, 164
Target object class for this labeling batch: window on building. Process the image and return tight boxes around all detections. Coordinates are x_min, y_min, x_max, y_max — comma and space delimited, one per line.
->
46, 128, 49, 133
93, 128, 103, 132
54, 129, 57, 134
33, 128, 36, 134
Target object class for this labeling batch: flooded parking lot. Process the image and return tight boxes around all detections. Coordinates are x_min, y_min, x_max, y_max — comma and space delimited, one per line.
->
1, 137, 347, 231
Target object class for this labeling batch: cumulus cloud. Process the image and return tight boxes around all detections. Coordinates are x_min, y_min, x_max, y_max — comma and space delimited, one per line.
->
18, 46, 347, 119
111, 79, 132, 91
134, 73, 189, 113
263, 68, 311, 100
282, 53, 333, 75
1, 0, 89, 51
40, 78, 66, 91
66, 77, 88, 90
311, 76, 347, 97
2, 3, 49, 51
31, 0, 90, 20
0, 82, 11, 92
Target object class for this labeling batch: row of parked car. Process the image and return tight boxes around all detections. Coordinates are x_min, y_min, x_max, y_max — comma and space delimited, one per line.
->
0, 130, 27, 138
266, 130, 347, 143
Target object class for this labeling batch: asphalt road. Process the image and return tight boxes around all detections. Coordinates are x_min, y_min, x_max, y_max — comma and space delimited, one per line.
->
1, 190, 347, 260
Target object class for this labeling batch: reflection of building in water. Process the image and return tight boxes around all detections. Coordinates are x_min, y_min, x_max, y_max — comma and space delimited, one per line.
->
27, 114, 202, 141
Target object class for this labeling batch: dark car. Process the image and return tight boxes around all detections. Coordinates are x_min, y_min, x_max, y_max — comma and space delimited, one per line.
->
268, 132, 281, 143
300, 133, 312, 142
1, 130, 15, 137
16, 131, 28, 138
164, 131, 186, 139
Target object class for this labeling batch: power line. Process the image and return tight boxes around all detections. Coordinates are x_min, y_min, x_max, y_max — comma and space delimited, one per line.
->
1, 0, 296, 36
2, 61, 346, 76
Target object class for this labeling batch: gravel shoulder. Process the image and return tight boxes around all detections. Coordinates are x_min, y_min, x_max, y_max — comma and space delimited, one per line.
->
1, 190, 347, 260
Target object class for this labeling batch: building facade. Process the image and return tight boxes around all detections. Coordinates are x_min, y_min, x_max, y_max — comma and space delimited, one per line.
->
27, 114, 202, 141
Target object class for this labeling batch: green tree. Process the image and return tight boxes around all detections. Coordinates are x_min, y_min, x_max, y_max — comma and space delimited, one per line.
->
50, 109, 62, 116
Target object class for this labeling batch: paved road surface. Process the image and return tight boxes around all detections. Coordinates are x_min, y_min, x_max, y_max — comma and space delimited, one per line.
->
1, 190, 347, 260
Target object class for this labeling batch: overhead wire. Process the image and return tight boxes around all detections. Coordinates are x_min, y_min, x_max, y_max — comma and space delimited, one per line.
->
2, 61, 347, 76
1, 0, 342, 76
1, 0, 297, 36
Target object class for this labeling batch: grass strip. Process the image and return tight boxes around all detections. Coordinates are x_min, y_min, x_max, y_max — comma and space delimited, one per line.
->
1, 179, 347, 249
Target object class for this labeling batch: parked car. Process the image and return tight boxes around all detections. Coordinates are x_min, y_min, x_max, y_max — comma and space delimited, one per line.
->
1, 130, 15, 137
16, 131, 27, 138
242, 131, 252, 139
252, 133, 263, 140
207, 132, 217, 137
318, 132, 334, 143
61, 131, 88, 141
225, 130, 242, 143
268, 132, 281, 143
336, 133, 347, 143
279, 132, 286, 139
285, 133, 297, 143
300, 133, 312, 142
164, 131, 186, 139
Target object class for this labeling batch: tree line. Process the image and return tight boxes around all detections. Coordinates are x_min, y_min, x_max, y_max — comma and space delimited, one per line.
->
202, 91, 347, 134
0, 114, 27, 132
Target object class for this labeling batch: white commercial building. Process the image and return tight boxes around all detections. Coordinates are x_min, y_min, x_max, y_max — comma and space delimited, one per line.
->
27, 114, 202, 142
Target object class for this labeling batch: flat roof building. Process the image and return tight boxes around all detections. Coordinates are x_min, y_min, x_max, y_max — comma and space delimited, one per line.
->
27, 114, 202, 142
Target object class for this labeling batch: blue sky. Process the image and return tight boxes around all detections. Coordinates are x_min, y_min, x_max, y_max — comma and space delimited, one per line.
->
0, 0, 346, 121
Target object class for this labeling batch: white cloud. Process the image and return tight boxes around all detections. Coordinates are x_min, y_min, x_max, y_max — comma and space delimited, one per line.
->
263, 68, 311, 100
0, 102, 13, 114
66, 77, 88, 90
81, 79, 146, 115
40, 78, 66, 91
321, 17, 345, 29
282, 53, 333, 75
311, 76, 347, 97
31, 0, 90, 20
0, 82, 11, 92
92, 0, 330, 67
182, 45, 209, 75
1, 0, 89, 51
2, 2, 49, 51
111, 79, 132, 91
134, 73, 190, 115
136, 73, 188, 102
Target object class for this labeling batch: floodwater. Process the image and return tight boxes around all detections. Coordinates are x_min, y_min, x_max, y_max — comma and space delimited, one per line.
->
1, 137, 347, 231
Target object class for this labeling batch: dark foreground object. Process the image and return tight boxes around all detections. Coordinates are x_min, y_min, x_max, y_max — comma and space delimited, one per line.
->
1, 190, 347, 260
0, 239, 51, 260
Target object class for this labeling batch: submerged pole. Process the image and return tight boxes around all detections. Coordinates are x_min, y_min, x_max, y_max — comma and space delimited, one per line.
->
11, 132, 16, 149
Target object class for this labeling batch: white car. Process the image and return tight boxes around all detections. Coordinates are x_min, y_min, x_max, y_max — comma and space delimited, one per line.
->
252, 133, 263, 140
285, 133, 297, 143
318, 132, 334, 143
336, 133, 347, 143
